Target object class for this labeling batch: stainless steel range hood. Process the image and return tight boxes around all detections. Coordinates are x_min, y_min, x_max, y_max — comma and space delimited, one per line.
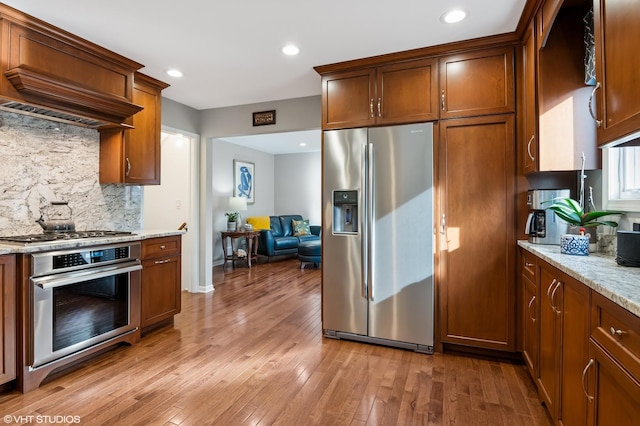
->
0, 4, 144, 129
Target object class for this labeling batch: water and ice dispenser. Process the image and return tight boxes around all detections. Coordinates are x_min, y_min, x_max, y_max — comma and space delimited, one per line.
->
332, 190, 358, 234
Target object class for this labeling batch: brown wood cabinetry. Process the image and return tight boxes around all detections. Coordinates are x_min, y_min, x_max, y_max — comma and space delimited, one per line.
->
537, 260, 562, 419
99, 73, 169, 185
321, 58, 438, 129
438, 114, 515, 351
559, 274, 590, 426
520, 249, 538, 377
0, 255, 16, 386
439, 47, 515, 119
593, 0, 640, 146
587, 292, 640, 425
522, 20, 538, 174
141, 236, 182, 331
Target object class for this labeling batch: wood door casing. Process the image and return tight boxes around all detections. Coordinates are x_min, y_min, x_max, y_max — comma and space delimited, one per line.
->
438, 114, 516, 351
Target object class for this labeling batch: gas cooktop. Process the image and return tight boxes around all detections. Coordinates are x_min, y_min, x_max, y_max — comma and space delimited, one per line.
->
0, 230, 134, 244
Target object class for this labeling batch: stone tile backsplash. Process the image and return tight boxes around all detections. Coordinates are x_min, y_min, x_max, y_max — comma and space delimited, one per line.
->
0, 111, 141, 236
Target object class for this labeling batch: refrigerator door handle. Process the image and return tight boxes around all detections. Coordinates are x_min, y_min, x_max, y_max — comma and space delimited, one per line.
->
367, 141, 375, 302
361, 141, 369, 299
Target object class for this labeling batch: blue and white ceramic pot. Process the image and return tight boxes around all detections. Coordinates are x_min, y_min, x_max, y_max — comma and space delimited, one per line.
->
560, 234, 590, 256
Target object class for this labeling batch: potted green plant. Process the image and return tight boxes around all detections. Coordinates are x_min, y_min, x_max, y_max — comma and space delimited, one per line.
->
225, 211, 239, 231
544, 197, 622, 255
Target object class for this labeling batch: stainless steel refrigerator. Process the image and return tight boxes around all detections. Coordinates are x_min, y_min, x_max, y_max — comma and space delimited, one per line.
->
322, 122, 434, 353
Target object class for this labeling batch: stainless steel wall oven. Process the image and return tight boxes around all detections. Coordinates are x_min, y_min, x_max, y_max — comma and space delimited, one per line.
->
28, 243, 142, 369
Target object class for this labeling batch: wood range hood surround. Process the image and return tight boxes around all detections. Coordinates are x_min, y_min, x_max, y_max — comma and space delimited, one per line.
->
0, 4, 144, 129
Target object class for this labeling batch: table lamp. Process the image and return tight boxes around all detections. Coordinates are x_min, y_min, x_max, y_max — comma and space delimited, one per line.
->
228, 196, 248, 229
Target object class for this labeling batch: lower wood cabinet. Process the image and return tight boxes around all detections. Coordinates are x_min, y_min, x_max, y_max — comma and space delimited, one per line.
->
141, 236, 182, 330
521, 248, 640, 425
0, 255, 16, 386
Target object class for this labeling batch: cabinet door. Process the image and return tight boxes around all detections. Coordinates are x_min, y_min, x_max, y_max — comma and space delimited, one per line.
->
141, 255, 181, 328
321, 69, 376, 129
560, 274, 590, 426
538, 261, 561, 420
125, 74, 167, 185
523, 273, 538, 377
523, 20, 538, 174
438, 115, 516, 351
0, 255, 16, 385
594, 0, 640, 146
439, 47, 515, 119
587, 341, 640, 426
376, 58, 439, 125
536, 0, 563, 49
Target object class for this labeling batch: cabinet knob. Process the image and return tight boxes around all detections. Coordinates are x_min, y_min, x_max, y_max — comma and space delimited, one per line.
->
160, 245, 166, 249
610, 326, 624, 337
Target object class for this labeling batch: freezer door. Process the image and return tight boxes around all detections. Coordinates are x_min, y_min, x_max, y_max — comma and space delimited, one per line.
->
322, 128, 368, 336
368, 123, 434, 347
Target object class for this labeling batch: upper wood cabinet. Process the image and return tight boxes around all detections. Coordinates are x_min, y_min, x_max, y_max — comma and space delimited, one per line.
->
522, 20, 538, 174
439, 47, 515, 119
536, 0, 563, 49
593, 0, 640, 146
321, 58, 439, 129
99, 73, 169, 185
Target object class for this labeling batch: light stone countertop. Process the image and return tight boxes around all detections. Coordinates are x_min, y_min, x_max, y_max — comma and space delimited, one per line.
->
0, 230, 184, 255
518, 240, 640, 318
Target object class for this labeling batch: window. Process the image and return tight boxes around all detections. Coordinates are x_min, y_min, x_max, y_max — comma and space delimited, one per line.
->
603, 146, 640, 211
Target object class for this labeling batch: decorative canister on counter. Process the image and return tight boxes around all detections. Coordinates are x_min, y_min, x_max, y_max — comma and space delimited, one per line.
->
560, 233, 590, 256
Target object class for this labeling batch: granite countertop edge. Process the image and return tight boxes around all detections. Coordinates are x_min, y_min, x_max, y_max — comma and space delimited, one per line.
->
0, 230, 185, 255
518, 240, 640, 318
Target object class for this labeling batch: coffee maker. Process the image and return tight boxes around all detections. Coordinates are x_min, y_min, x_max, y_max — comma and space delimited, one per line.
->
526, 189, 570, 245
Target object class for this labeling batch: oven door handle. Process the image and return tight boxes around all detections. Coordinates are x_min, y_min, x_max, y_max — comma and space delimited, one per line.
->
31, 261, 142, 290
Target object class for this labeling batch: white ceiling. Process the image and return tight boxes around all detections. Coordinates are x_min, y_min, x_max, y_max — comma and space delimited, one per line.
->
2, 0, 527, 154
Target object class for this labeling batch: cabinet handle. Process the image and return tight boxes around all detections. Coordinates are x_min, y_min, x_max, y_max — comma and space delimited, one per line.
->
125, 157, 131, 177
377, 98, 382, 118
551, 281, 562, 314
440, 214, 446, 235
370, 98, 374, 118
582, 359, 595, 402
527, 135, 535, 161
588, 82, 602, 127
154, 259, 171, 264
441, 90, 446, 111
528, 295, 536, 322
524, 261, 534, 268
160, 245, 166, 249
546, 279, 557, 303
610, 326, 625, 337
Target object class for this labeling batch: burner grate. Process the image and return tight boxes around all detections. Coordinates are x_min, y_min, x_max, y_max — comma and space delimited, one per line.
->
0, 231, 133, 244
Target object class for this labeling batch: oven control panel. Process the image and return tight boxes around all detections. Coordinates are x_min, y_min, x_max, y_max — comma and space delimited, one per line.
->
53, 246, 130, 270
31, 242, 141, 277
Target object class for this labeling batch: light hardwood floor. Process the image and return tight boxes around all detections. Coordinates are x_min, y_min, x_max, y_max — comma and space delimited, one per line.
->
0, 258, 552, 425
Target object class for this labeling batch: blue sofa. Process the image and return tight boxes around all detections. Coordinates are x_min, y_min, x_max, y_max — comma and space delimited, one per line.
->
257, 215, 320, 261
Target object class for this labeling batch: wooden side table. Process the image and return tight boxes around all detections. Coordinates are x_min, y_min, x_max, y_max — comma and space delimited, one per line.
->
220, 230, 261, 268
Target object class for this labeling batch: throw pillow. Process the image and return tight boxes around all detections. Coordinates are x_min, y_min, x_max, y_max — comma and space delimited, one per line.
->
292, 219, 311, 236
246, 216, 270, 230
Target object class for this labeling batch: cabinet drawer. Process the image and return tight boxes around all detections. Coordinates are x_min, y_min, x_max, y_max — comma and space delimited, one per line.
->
141, 235, 181, 259
521, 249, 537, 282
591, 291, 640, 379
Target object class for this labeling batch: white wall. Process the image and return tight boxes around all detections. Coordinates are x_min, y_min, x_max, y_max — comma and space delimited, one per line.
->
274, 152, 321, 225
211, 139, 275, 264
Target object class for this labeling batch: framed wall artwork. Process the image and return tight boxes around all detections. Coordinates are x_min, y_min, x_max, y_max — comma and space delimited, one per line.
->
233, 160, 255, 204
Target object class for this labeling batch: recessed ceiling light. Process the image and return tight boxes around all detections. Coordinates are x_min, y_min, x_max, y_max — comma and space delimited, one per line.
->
441, 8, 467, 24
282, 44, 300, 56
299, 142, 307, 147
166, 69, 183, 78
